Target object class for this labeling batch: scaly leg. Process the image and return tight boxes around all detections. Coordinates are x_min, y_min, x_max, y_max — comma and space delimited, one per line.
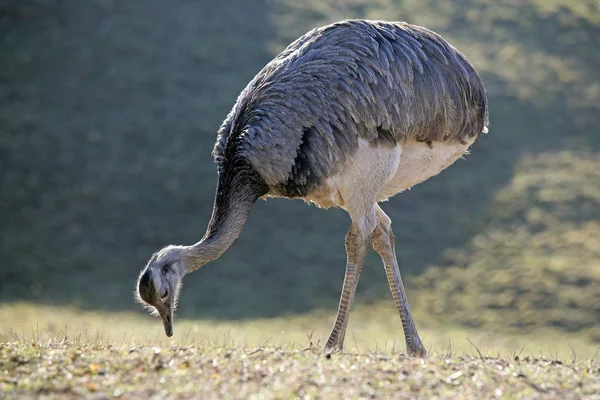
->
372, 205, 426, 357
325, 221, 372, 351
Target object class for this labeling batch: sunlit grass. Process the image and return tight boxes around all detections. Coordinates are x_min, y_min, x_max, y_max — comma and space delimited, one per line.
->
413, 150, 600, 342
2, 302, 598, 361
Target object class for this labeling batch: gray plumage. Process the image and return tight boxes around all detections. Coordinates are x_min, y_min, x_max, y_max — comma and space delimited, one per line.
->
214, 19, 488, 196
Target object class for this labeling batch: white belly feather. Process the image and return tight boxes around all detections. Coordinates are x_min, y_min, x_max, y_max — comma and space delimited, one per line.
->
303, 138, 475, 209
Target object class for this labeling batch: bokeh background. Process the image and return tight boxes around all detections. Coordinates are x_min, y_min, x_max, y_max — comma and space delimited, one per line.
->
1, 0, 599, 355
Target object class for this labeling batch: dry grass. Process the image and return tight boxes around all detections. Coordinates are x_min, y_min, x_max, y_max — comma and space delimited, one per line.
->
3, 304, 599, 398
2, 303, 599, 359
1, 337, 598, 399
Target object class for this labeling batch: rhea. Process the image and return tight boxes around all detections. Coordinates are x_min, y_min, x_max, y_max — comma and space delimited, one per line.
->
136, 19, 488, 357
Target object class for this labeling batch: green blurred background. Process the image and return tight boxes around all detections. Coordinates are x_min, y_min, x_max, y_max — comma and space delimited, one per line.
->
1, 0, 599, 351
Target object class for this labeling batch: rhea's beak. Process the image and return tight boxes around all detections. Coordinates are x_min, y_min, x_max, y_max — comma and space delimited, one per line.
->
157, 296, 174, 337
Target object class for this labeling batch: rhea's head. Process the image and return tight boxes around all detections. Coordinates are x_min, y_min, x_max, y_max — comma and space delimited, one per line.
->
135, 245, 188, 337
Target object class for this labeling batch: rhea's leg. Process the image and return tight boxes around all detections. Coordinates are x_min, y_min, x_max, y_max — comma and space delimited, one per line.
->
324, 138, 403, 351
372, 205, 426, 357
324, 209, 375, 351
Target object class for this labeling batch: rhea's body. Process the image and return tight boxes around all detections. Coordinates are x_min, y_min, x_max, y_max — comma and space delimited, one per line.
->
215, 20, 487, 201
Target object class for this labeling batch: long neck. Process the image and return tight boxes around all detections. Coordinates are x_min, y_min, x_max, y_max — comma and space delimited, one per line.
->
183, 166, 267, 272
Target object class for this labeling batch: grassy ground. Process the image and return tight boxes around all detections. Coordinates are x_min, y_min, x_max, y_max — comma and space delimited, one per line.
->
2, 304, 599, 398
1, 338, 598, 399
2, 303, 598, 360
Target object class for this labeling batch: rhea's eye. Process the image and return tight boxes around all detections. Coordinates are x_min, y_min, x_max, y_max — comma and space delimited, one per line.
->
160, 288, 169, 300
162, 265, 171, 276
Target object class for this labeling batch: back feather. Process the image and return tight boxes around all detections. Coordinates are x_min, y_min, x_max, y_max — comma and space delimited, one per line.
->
213, 19, 489, 193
